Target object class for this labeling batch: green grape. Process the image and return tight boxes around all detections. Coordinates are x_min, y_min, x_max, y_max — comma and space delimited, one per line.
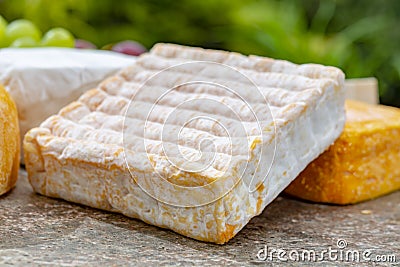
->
0, 15, 7, 47
41, 28, 74, 47
5, 19, 41, 46
10, 36, 38, 48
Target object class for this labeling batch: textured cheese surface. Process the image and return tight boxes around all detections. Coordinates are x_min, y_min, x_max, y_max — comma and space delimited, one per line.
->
0, 84, 20, 195
24, 43, 346, 243
0, 48, 135, 144
286, 100, 400, 204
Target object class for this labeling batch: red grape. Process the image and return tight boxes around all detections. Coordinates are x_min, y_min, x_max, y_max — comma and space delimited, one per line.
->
112, 40, 147, 56
75, 39, 97, 49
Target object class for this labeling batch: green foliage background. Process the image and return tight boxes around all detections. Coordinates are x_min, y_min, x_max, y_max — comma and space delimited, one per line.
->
1, 0, 400, 106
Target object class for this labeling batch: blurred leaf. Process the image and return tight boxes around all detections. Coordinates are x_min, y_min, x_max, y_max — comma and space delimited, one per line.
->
338, 15, 389, 43
310, 0, 336, 33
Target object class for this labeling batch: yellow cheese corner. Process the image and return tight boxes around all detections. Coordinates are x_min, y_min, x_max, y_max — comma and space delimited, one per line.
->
0, 84, 20, 195
286, 100, 400, 204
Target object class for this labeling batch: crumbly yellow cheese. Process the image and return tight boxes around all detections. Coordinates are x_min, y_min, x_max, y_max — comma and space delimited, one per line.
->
286, 100, 400, 204
0, 84, 20, 195
24, 43, 345, 243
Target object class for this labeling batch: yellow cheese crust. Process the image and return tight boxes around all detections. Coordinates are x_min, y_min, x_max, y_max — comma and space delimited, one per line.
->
0, 84, 20, 195
285, 100, 400, 204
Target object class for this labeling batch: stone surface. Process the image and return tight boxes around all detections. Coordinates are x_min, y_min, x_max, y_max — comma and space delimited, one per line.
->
0, 169, 399, 266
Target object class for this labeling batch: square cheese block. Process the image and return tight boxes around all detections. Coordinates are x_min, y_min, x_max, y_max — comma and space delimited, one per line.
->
24, 43, 346, 244
286, 100, 400, 204
0, 48, 136, 142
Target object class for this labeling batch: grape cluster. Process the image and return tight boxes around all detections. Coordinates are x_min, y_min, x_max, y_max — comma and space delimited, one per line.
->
0, 15, 147, 56
0, 16, 74, 48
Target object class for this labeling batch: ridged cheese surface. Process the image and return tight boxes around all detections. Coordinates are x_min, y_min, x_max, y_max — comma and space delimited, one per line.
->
24, 43, 346, 243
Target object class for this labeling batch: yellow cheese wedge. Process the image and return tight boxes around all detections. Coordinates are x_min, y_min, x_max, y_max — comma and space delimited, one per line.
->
286, 100, 400, 204
0, 84, 20, 195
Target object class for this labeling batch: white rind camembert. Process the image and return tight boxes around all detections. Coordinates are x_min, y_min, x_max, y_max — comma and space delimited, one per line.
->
24, 44, 346, 244
0, 48, 135, 143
